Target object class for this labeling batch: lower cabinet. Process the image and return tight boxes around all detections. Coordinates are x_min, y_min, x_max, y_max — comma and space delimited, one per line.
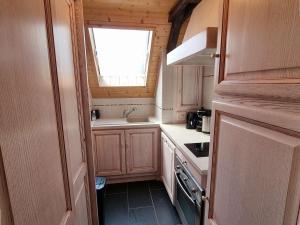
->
161, 132, 176, 204
92, 129, 126, 176
92, 127, 159, 179
126, 128, 159, 174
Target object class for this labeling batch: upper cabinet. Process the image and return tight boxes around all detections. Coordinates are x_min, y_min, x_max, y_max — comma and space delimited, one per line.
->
216, 0, 300, 100
175, 66, 202, 111
205, 0, 300, 225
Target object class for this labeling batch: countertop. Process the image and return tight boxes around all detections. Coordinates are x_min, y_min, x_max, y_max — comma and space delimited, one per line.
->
160, 124, 210, 175
91, 119, 210, 174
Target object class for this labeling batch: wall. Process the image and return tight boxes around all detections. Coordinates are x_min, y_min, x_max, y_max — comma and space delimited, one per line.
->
155, 52, 176, 123
183, 0, 219, 42
92, 98, 155, 118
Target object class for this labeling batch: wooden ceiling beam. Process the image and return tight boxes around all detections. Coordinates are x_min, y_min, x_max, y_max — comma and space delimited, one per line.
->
167, 0, 201, 53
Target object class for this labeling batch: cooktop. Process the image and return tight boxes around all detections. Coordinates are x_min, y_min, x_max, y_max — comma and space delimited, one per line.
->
184, 142, 210, 158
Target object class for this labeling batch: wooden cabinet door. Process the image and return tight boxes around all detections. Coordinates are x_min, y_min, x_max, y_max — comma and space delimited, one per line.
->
49, 0, 93, 224
125, 128, 159, 174
93, 130, 126, 176
0, 0, 92, 224
205, 0, 300, 225
161, 133, 175, 203
175, 65, 202, 111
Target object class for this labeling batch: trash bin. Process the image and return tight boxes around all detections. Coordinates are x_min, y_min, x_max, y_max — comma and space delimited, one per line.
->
96, 176, 106, 225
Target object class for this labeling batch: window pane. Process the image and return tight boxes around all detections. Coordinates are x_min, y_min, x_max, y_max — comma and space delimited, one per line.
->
92, 28, 152, 87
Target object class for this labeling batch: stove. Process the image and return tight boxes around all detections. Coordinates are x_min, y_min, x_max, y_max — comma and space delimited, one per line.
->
184, 142, 210, 158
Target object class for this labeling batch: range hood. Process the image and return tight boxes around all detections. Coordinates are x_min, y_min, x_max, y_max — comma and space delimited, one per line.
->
167, 27, 218, 66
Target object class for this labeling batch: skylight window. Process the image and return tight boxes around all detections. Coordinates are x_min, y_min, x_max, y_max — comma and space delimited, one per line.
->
92, 28, 153, 87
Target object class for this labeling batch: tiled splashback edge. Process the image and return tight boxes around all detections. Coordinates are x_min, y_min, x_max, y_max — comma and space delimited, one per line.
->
92, 98, 155, 119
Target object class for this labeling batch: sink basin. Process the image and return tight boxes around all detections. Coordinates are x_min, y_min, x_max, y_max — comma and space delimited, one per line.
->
126, 117, 150, 123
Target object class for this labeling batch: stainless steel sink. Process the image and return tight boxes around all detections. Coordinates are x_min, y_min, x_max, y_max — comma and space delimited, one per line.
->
126, 117, 150, 123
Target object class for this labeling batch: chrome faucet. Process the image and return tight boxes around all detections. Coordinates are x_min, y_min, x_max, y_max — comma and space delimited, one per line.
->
123, 107, 137, 118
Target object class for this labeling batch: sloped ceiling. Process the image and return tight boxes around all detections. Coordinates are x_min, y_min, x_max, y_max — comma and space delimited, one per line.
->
83, 0, 179, 98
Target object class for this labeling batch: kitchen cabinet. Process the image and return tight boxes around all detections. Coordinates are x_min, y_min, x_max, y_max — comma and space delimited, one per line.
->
205, 0, 300, 225
92, 127, 160, 180
161, 132, 176, 204
93, 130, 126, 176
126, 128, 159, 174
174, 65, 202, 112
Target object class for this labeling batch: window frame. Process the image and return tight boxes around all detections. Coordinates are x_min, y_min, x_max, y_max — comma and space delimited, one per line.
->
88, 25, 155, 88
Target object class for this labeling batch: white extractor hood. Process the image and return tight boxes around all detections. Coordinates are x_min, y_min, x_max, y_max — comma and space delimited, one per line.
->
167, 27, 218, 66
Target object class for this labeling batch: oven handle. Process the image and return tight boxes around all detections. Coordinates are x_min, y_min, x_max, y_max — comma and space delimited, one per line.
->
174, 171, 196, 204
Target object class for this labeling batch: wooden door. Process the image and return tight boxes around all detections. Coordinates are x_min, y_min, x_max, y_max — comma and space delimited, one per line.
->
48, 0, 92, 224
0, 0, 91, 224
125, 128, 159, 174
205, 1, 300, 225
161, 132, 175, 203
175, 65, 202, 111
93, 130, 126, 176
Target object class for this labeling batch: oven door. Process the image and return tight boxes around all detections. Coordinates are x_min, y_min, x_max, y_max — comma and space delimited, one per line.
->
174, 171, 202, 225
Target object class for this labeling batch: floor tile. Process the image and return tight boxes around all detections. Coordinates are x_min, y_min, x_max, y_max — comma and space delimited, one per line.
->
129, 207, 158, 225
151, 189, 181, 225
106, 183, 127, 195
128, 181, 152, 208
104, 193, 129, 225
148, 180, 165, 190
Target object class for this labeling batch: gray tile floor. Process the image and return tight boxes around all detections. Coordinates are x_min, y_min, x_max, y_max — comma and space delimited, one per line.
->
104, 180, 181, 225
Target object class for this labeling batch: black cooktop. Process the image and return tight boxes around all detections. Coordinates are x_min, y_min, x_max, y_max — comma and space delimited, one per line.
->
184, 142, 210, 158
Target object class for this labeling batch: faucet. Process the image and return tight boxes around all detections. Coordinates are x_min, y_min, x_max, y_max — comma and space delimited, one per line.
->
123, 107, 137, 118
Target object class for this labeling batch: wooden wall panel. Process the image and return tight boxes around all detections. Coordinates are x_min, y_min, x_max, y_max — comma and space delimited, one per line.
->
83, 2, 175, 98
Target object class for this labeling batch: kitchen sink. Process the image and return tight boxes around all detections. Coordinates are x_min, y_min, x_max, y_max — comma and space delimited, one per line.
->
126, 117, 150, 123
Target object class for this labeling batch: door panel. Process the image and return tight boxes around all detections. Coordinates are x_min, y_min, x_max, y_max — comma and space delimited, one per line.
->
206, 113, 300, 225
49, 0, 90, 224
93, 130, 126, 176
161, 133, 175, 203
206, 0, 300, 224
126, 129, 159, 174
0, 0, 72, 224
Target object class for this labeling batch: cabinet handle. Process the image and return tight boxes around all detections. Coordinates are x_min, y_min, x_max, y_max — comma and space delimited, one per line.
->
202, 196, 209, 202
211, 53, 220, 58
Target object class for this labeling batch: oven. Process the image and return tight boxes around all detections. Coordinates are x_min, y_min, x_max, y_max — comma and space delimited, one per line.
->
174, 156, 206, 225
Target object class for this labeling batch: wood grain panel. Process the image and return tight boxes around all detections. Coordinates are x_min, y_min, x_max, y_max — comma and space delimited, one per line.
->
83, 1, 176, 98
207, 113, 300, 225
125, 128, 159, 174
0, 0, 70, 224
215, 0, 300, 100
93, 130, 126, 176
0, 149, 13, 225
83, 0, 177, 14
49, 0, 91, 224
73, 0, 98, 223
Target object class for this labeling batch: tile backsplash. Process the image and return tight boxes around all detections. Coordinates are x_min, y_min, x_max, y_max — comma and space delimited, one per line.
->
92, 98, 155, 119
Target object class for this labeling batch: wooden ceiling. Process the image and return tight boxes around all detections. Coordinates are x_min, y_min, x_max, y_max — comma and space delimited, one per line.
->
83, 0, 181, 98
83, 0, 178, 14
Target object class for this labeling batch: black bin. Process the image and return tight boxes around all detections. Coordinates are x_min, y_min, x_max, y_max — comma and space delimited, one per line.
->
96, 176, 106, 225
